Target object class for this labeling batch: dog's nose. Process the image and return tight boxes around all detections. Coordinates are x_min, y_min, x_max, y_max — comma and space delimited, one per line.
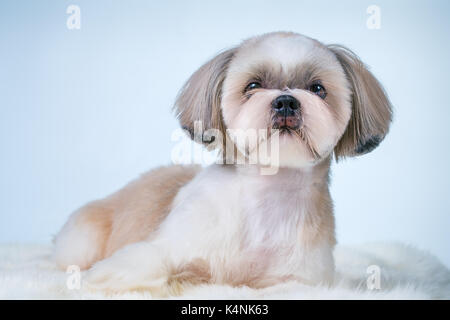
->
272, 95, 300, 112
271, 95, 301, 129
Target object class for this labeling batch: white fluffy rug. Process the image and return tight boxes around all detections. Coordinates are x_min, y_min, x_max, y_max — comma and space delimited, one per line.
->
0, 243, 449, 299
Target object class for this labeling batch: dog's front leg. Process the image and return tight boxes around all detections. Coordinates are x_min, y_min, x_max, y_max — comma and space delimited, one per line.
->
84, 240, 170, 292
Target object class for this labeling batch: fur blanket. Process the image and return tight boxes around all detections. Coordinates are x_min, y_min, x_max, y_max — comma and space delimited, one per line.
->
0, 243, 449, 299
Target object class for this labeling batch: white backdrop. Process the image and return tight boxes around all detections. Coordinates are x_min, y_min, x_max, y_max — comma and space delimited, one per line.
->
0, 0, 449, 266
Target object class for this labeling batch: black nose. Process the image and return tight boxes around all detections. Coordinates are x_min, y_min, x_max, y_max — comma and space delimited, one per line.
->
271, 95, 301, 130
272, 95, 300, 111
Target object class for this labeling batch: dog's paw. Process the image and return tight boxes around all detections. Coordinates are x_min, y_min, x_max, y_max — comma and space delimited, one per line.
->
83, 252, 168, 293
83, 259, 137, 292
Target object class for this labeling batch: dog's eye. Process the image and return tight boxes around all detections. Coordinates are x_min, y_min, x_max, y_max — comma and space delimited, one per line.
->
309, 83, 327, 99
244, 82, 262, 92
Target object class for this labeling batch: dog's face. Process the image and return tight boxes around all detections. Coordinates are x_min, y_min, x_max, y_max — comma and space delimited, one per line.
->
175, 32, 392, 168
221, 33, 353, 167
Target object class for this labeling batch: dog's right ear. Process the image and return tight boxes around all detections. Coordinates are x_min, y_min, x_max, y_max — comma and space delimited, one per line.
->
174, 48, 236, 146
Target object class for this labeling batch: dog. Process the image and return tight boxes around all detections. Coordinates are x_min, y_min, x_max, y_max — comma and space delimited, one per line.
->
53, 31, 392, 293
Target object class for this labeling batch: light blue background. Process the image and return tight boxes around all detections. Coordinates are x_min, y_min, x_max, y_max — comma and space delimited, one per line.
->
1, 0, 449, 266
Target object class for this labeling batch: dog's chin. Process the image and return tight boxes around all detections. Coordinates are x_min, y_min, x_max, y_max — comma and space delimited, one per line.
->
249, 128, 323, 170
277, 135, 319, 168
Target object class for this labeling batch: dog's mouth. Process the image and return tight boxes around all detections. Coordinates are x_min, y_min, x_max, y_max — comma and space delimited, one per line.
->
271, 112, 302, 133
271, 121, 302, 135
277, 126, 295, 135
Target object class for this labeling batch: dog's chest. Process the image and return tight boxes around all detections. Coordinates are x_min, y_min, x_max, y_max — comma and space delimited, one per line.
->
212, 184, 312, 285
239, 174, 310, 235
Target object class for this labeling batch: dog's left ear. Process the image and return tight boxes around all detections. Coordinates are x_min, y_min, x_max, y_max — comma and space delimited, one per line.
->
328, 45, 393, 159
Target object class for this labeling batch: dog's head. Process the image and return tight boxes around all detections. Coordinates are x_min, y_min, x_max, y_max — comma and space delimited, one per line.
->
174, 32, 392, 168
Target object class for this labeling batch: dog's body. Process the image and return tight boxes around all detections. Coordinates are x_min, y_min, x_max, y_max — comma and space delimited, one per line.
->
53, 32, 392, 293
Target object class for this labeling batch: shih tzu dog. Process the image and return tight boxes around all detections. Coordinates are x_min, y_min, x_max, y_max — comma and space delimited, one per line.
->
53, 31, 392, 293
